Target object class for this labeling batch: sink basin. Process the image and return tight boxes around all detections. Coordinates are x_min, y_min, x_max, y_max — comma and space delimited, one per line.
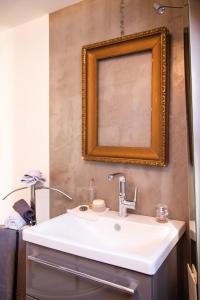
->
23, 206, 185, 275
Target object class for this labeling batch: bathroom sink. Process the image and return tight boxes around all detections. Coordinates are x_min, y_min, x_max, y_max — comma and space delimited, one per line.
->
23, 206, 185, 275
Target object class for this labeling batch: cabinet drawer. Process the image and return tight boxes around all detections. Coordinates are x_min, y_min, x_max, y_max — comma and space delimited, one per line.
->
26, 243, 152, 300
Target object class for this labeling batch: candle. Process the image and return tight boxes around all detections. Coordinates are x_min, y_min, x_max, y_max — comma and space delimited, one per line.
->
92, 199, 106, 212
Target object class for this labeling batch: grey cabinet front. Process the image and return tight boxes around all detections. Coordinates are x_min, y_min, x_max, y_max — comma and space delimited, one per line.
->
26, 241, 184, 300
26, 244, 151, 300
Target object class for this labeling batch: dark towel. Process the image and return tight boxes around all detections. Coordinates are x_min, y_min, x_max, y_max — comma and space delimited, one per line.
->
13, 199, 35, 224
0, 227, 17, 300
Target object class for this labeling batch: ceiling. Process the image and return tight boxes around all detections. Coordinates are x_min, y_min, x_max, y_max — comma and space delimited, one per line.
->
0, 0, 82, 32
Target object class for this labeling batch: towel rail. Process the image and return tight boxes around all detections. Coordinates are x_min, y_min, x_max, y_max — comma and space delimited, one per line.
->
2, 185, 72, 224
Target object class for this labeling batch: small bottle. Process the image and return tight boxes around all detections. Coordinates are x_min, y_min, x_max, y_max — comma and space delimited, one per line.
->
156, 203, 168, 223
88, 178, 96, 208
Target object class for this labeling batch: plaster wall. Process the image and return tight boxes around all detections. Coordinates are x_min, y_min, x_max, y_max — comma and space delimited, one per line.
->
0, 15, 49, 224
50, 0, 189, 221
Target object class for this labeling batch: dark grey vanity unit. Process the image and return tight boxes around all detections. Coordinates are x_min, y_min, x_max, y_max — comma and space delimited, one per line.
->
26, 239, 186, 300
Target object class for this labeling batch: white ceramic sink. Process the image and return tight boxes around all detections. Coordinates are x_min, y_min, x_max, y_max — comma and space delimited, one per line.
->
23, 206, 185, 275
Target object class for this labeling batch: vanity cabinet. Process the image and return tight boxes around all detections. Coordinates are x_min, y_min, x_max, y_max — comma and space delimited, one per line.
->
26, 240, 185, 300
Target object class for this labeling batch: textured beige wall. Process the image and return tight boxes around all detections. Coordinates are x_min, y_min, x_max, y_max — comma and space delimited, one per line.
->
50, 0, 189, 221
98, 52, 152, 148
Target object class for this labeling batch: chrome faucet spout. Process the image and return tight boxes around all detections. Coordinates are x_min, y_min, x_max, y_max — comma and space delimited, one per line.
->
107, 173, 125, 181
107, 173, 126, 198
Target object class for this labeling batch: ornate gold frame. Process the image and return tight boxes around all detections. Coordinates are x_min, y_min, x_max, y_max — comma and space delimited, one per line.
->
82, 27, 169, 166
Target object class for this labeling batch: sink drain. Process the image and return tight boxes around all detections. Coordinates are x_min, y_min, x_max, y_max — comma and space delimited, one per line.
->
114, 223, 121, 231
79, 205, 88, 211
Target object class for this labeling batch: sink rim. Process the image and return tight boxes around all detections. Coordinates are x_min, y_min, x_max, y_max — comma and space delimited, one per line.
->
23, 208, 185, 275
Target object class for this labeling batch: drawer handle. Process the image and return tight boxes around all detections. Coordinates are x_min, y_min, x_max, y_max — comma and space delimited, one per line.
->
28, 255, 137, 295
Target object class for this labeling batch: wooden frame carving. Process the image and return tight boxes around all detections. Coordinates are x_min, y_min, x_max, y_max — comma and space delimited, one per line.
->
82, 27, 169, 166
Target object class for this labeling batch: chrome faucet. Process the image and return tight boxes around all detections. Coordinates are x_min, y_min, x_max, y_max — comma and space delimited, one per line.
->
107, 173, 137, 217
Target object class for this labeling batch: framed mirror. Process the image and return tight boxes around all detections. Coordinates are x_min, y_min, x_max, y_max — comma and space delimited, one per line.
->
82, 27, 169, 166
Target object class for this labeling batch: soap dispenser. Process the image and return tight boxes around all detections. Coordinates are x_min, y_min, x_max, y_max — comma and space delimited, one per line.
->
88, 178, 96, 208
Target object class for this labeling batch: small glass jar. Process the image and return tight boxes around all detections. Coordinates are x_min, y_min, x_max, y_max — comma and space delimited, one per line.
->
156, 203, 168, 223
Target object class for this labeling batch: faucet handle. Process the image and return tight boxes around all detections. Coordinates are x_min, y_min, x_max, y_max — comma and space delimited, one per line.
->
122, 187, 137, 208
133, 187, 138, 203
